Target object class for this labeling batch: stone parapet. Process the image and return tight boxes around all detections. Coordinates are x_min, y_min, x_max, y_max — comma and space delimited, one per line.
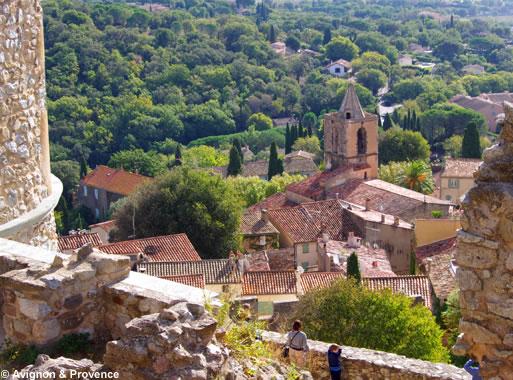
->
262, 331, 470, 380
453, 101, 513, 379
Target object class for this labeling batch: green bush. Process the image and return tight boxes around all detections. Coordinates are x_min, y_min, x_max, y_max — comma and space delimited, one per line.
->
56, 333, 92, 356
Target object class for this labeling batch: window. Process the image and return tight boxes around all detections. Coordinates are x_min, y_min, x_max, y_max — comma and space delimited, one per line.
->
346, 112, 351, 120
357, 127, 367, 154
334, 67, 341, 74
448, 179, 460, 189
302, 243, 310, 254
94, 189, 99, 200
83, 185, 88, 197
95, 208, 100, 219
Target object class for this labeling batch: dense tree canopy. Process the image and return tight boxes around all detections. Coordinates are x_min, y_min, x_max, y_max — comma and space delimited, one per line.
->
379, 128, 431, 164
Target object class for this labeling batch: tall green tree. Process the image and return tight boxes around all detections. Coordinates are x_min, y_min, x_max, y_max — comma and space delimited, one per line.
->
268, 142, 284, 180
112, 167, 242, 258
461, 122, 481, 158
233, 138, 243, 162
227, 145, 243, 176
347, 252, 361, 284
323, 28, 332, 45
294, 279, 449, 362
174, 145, 182, 166
285, 124, 292, 154
379, 127, 430, 164
302, 112, 317, 137
268, 24, 277, 43
382, 113, 394, 131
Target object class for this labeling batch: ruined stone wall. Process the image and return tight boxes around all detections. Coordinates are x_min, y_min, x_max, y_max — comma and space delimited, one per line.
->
263, 331, 470, 380
453, 102, 513, 379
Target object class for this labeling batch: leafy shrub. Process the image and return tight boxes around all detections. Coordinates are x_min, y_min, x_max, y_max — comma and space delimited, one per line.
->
56, 333, 92, 356
431, 210, 443, 218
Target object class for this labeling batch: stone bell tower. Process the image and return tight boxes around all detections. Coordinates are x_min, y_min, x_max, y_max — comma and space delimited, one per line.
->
323, 83, 378, 180
0, 0, 61, 249
453, 102, 513, 378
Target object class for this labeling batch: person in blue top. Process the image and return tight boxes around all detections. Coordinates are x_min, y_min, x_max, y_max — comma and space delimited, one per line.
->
327, 344, 342, 380
463, 359, 482, 380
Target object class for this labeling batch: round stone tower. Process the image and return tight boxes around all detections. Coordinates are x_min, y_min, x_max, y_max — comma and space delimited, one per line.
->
0, 0, 61, 249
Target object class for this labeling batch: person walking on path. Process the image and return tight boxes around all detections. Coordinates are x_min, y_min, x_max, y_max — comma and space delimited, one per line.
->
327, 344, 343, 380
463, 359, 482, 380
286, 320, 309, 367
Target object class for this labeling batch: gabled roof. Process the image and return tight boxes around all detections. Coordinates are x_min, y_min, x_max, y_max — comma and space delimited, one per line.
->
81, 165, 152, 196
442, 158, 481, 179
139, 259, 241, 284
242, 271, 297, 295
240, 210, 279, 236
363, 276, 433, 309
326, 59, 352, 68
300, 272, 345, 293
247, 192, 298, 212
416, 237, 457, 261
97, 234, 201, 262
58, 233, 102, 252
268, 199, 353, 243
286, 167, 355, 201
88, 220, 116, 232
163, 274, 205, 289
339, 83, 365, 120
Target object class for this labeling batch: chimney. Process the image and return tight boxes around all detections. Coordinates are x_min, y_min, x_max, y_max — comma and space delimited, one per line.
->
261, 209, 269, 223
347, 232, 361, 248
365, 198, 371, 211
426, 257, 433, 274
393, 216, 400, 226
380, 214, 385, 223
372, 261, 378, 268
335, 192, 339, 200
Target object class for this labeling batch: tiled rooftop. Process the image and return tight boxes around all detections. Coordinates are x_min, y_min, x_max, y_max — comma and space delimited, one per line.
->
97, 234, 201, 262
363, 276, 433, 309
139, 259, 241, 284
58, 233, 102, 252
88, 220, 116, 232
247, 192, 297, 212
240, 210, 279, 236
163, 274, 205, 289
81, 165, 152, 196
242, 271, 297, 295
442, 158, 481, 179
300, 272, 345, 293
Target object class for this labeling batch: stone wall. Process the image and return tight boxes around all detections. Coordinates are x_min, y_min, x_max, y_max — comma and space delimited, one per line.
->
453, 102, 513, 379
0, 0, 59, 248
262, 331, 470, 380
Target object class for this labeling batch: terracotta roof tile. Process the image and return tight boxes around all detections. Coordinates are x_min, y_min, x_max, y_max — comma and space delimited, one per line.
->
416, 237, 457, 261
241, 210, 279, 236
81, 165, 152, 196
58, 233, 102, 252
163, 274, 205, 289
138, 259, 241, 284
97, 234, 201, 262
300, 272, 345, 293
247, 192, 297, 212
242, 271, 297, 295
286, 167, 351, 201
442, 158, 481, 179
88, 220, 116, 232
363, 276, 433, 309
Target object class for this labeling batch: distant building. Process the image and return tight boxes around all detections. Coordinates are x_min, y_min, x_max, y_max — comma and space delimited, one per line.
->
271, 41, 286, 56
88, 220, 116, 244
363, 276, 434, 310
240, 209, 280, 252
450, 93, 511, 132
326, 59, 352, 77
58, 232, 102, 254
462, 64, 485, 75
440, 158, 481, 203
78, 166, 152, 221
398, 54, 413, 66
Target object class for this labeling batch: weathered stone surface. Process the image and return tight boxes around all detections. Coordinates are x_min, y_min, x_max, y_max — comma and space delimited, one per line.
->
456, 241, 497, 269
487, 300, 513, 320
63, 294, 83, 310
18, 298, 51, 320
459, 321, 502, 344
457, 269, 482, 291
7, 355, 103, 380
32, 319, 60, 343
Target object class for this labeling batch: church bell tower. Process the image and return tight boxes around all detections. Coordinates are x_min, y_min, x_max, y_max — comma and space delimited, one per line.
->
323, 83, 378, 180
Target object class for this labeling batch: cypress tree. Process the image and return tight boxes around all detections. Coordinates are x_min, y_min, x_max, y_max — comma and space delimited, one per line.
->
174, 145, 183, 166
407, 109, 412, 130
233, 138, 243, 162
268, 142, 283, 180
227, 145, 242, 176
323, 27, 332, 45
416, 118, 421, 132
409, 252, 416, 275
347, 252, 361, 284
383, 113, 393, 131
268, 24, 277, 43
402, 115, 408, 130
285, 124, 292, 154
411, 110, 417, 131
461, 122, 482, 158
291, 124, 298, 146
79, 156, 88, 178
392, 108, 400, 124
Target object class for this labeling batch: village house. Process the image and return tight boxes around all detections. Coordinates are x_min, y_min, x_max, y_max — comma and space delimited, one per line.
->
450, 93, 511, 132
270, 41, 286, 55
462, 64, 485, 75
440, 158, 481, 202
363, 276, 434, 310
416, 237, 457, 304
326, 59, 352, 77
78, 165, 152, 221
96, 233, 201, 266
88, 220, 116, 244
57, 232, 102, 254
398, 54, 413, 66
240, 209, 280, 252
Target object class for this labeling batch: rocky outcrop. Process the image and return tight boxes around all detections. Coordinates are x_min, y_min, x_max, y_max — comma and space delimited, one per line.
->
8, 355, 103, 380
453, 101, 513, 378
103, 302, 227, 380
